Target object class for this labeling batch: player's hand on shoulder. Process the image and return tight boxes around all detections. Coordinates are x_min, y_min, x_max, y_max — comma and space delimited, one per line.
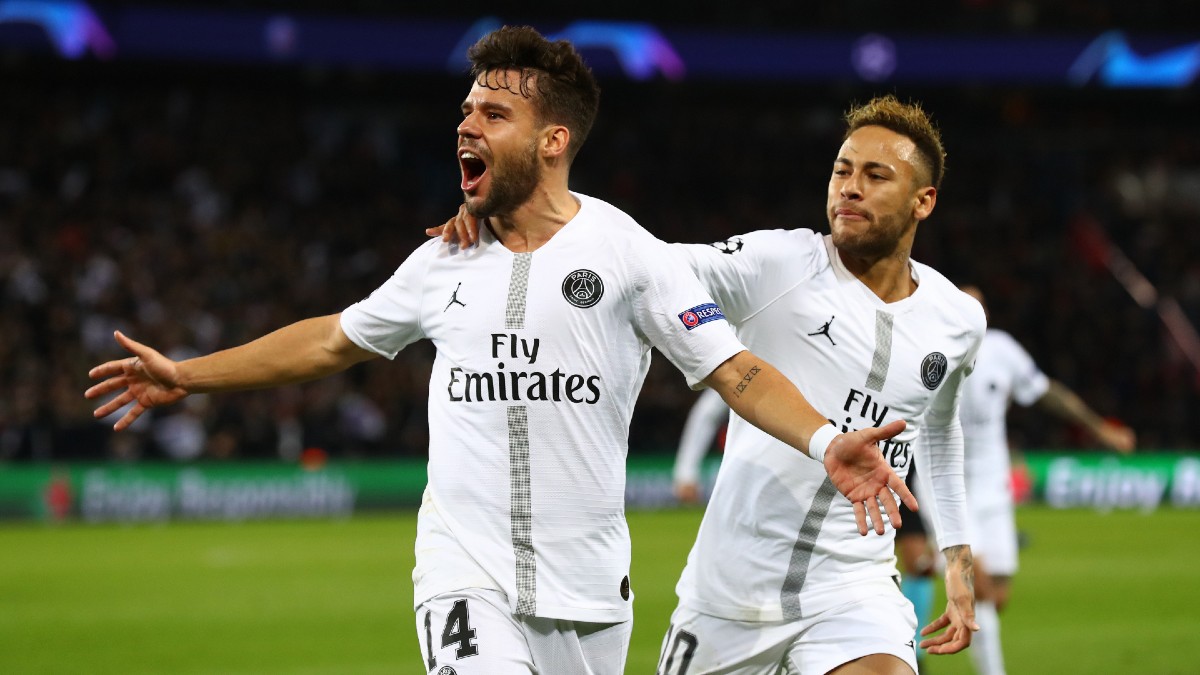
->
425, 203, 482, 246
823, 420, 916, 536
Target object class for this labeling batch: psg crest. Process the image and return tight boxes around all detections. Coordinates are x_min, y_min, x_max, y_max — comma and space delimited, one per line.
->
562, 269, 604, 308
920, 352, 948, 390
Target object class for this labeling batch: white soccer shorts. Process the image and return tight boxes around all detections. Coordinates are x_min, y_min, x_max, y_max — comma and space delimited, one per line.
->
415, 588, 631, 675
657, 583, 919, 675
968, 501, 1019, 577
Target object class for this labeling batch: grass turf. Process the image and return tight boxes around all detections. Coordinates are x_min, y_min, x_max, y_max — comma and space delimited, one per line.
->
1, 507, 1197, 673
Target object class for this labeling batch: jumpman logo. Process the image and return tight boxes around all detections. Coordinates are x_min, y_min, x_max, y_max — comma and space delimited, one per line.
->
807, 316, 836, 345
444, 282, 467, 312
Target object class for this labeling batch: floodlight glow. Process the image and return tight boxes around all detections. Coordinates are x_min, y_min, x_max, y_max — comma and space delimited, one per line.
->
0, 0, 114, 58
1068, 31, 1200, 87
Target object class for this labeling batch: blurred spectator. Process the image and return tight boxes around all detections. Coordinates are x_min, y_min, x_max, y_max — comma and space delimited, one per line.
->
0, 52, 1196, 461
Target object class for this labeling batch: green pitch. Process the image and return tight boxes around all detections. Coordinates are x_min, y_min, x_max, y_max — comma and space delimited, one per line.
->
1, 507, 1198, 674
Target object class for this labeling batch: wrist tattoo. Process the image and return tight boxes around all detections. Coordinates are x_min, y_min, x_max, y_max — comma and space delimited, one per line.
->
734, 365, 762, 397
945, 544, 975, 590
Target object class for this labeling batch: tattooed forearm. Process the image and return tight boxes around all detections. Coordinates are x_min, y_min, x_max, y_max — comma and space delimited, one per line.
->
944, 544, 975, 590
734, 365, 762, 396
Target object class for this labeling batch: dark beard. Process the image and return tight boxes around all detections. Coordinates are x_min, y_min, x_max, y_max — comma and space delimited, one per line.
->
466, 140, 540, 218
829, 211, 910, 260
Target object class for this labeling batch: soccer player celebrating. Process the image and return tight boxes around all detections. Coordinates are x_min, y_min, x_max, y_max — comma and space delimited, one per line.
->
87, 28, 914, 674
658, 96, 983, 675
953, 284, 1135, 675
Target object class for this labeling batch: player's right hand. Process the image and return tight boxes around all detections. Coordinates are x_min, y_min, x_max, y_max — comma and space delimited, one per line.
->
425, 203, 483, 246
86, 330, 189, 431
823, 419, 916, 536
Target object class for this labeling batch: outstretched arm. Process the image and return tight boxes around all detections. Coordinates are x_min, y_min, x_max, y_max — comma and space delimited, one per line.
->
1036, 380, 1136, 453
86, 314, 376, 430
703, 350, 916, 536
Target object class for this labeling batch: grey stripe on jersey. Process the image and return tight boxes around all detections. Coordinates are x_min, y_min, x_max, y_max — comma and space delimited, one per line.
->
865, 310, 894, 391
780, 477, 839, 619
506, 253, 537, 615
506, 253, 532, 330
508, 405, 536, 615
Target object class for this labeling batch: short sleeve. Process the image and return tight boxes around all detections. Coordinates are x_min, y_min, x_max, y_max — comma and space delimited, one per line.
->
628, 238, 746, 389
673, 229, 827, 325
339, 241, 433, 359
1003, 334, 1050, 407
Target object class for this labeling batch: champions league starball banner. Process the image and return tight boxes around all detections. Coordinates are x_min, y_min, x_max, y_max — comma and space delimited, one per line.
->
2, 2, 1197, 87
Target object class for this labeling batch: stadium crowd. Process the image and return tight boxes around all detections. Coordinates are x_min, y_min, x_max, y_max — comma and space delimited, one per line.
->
1, 56, 1197, 462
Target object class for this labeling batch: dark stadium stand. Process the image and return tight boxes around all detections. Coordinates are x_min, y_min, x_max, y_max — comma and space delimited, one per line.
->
1, 4, 1197, 461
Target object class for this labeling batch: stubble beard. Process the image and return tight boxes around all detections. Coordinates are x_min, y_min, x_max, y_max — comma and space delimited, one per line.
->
829, 209, 911, 261
465, 139, 541, 219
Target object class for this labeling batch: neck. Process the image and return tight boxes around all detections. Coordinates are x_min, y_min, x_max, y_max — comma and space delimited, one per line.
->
489, 177, 578, 253
838, 244, 918, 303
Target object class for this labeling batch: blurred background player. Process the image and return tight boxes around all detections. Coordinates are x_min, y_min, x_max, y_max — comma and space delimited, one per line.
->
957, 284, 1136, 675
897, 284, 1137, 675
672, 386, 728, 503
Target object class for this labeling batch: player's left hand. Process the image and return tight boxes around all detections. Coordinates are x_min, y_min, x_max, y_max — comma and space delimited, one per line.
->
425, 204, 483, 246
920, 547, 979, 654
824, 419, 917, 535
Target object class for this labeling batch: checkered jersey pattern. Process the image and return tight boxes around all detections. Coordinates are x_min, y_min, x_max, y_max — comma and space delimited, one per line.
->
865, 309, 894, 391
508, 405, 535, 615
504, 253, 537, 615
505, 253, 531, 330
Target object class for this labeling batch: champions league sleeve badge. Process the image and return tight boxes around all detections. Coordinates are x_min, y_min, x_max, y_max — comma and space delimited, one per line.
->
678, 303, 726, 330
708, 236, 744, 254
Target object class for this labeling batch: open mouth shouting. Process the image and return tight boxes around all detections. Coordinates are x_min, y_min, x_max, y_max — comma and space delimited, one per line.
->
459, 147, 489, 193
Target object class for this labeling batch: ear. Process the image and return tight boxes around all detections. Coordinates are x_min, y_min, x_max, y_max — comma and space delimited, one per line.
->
913, 186, 936, 222
541, 125, 571, 160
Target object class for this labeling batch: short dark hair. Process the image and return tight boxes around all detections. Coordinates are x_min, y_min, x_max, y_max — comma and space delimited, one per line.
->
844, 95, 946, 191
468, 26, 601, 162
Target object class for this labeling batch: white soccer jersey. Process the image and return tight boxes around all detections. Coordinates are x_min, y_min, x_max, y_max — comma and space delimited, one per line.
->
340, 192, 745, 623
672, 228, 985, 622
958, 329, 1050, 510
